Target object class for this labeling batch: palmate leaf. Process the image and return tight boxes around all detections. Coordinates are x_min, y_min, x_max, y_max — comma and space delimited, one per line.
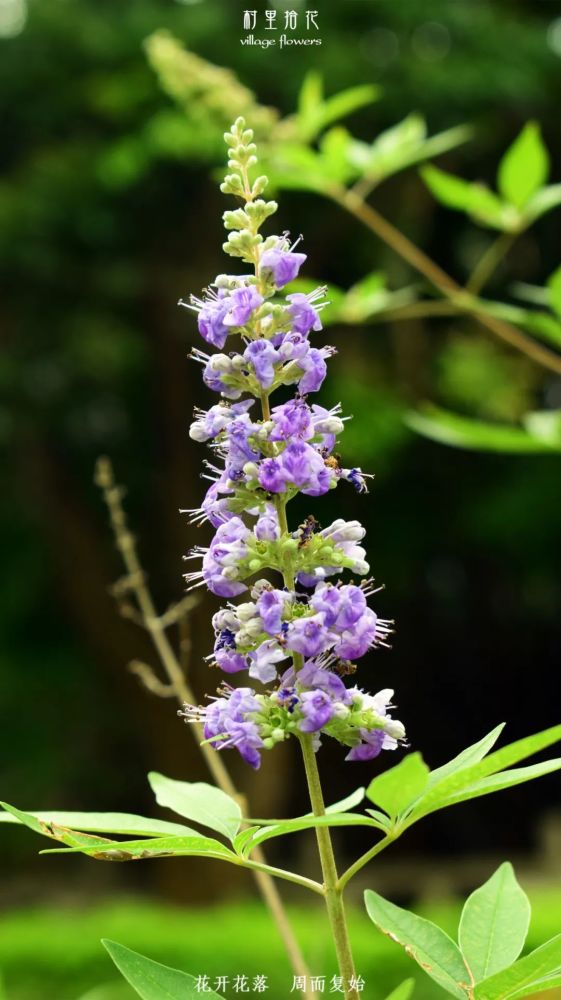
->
474, 934, 561, 999
427, 725, 505, 786
364, 890, 470, 998
148, 773, 241, 842
505, 972, 561, 998
458, 863, 530, 982
404, 724, 561, 825
103, 940, 225, 1000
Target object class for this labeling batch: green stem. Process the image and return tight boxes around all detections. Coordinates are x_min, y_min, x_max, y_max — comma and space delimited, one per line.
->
466, 231, 516, 296
239, 857, 324, 896
300, 735, 360, 1000
337, 834, 394, 892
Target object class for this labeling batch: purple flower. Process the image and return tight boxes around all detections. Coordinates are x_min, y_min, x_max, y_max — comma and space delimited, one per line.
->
215, 646, 248, 673
258, 442, 333, 497
270, 398, 313, 442
296, 661, 352, 704
196, 291, 231, 349
189, 400, 254, 443
287, 292, 323, 335
345, 729, 386, 762
260, 244, 307, 288
278, 332, 311, 362
254, 508, 280, 541
201, 517, 250, 597
248, 639, 288, 683
310, 584, 343, 627
203, 686, 264, 769
336, 607, 378, 659
299, 690, 334, 732
298, 348, 328, 394
285, 615, 332, 658
224, 286, 264, 327
257, 588, 289, 634
226, 416, 260, 472
244, 340, 278, 389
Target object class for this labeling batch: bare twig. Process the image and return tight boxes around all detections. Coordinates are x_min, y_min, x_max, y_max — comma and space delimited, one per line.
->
94, 456, 312, 991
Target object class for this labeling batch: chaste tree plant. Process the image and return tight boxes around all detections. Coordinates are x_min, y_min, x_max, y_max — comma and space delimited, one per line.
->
2, 120, 561, 1000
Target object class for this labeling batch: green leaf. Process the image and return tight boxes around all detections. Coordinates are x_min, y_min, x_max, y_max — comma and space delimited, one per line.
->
525, 183, 561, 222
383, 979, 415, 1000
319, 85, 380, 134
459, 863, 530, 982
240, 812, 381, 856
367, 753, 430, 819
505, 972, 561, 998
364, 890, 470, 998
324, 787, 366, 814
409, 724, 561, 822
357, 118, 470, 187
547, 266, 561, 319
474, 934, 561, 999
523, 410, 561, 447
0, 808, 200, 839
148, 773, 241, 842
427, 725, 505, 788
498, 122, 550, 209
103, 940, 225, 999
40, 833, 236, 861
421, 167, 512, 230
405, 406, 559, 454
440, 759, 561, 809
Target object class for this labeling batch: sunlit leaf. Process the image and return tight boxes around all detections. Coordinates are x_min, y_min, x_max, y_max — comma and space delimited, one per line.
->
459, 863, 530, 981
148, 773, 241, 842
421, 166, 514, 230
364, 890, 470, 998
366, 753, 430, 820
525, 183, 561, 222
427, 725, 505, 788
103, 940, 225, 1000
497, 122, 550, 209
408, 724, 561, 822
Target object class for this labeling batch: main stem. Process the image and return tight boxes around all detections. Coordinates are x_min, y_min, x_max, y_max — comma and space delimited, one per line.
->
300, 736, 359, 1000
264, 418, 359, 999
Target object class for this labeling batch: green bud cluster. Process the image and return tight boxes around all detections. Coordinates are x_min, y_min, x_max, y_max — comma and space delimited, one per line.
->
220, 117, 278, 262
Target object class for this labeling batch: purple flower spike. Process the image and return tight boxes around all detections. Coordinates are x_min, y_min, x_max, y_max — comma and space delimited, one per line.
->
260, 243, 307, 288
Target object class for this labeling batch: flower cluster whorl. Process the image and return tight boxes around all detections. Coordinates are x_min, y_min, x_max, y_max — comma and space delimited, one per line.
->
179, 117, 405, 768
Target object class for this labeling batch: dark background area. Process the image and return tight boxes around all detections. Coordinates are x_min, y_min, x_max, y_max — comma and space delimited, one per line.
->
1, 0, 561, 914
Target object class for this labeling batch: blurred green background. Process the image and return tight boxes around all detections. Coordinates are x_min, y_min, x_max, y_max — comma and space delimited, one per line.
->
2, 0, 561, 996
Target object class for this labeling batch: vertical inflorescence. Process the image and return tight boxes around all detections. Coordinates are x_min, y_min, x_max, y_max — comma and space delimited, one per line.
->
180, 118, 405, 769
